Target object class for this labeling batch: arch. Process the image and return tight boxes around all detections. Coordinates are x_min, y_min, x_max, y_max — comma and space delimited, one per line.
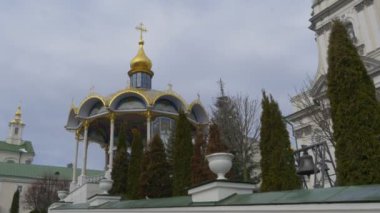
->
188, 102, 209, 124
109, 91, 148, 111
66, 108, 81, 130
78, 96, 107, 118
4, 157, 17, 163
153, 94, 187, 114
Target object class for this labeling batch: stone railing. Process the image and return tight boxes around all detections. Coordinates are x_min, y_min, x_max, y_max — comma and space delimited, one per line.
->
86, 175, 104, 183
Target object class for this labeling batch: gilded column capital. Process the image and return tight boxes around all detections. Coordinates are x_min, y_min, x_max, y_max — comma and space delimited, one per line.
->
75, 130, 81, 140
109, 113, 116, 122
83, 120, 90, 128
144, 110, 152, 119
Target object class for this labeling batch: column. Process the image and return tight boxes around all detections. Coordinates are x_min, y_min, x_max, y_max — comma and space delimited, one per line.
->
105, 113, 115, 180
74, 131, 80, 181
70, 131, 80, 191
146, 110, 151, 143
80, 120, 89, 184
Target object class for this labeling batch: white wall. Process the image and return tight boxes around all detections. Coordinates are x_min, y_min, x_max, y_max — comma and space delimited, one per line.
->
0, 178, 34, 213
49, 202, 380, 213
0, 151, 34, 164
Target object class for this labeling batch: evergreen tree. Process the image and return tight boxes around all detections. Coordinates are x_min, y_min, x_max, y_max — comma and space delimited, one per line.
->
172, 111, 193, 196
127, 128, 144, 199
191, 126, 213, 186
327, 20, 380, 185
260, 91, 300, 192
212, 79, 240, 150
206, 122, 228, 154
110, 125, 129, 195
10, 189, 19, 213
138, 150, 150, 199
166, 126, 176, 180
139, 134, 172, 198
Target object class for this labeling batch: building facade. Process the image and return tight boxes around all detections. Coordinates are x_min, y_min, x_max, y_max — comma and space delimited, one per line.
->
287, 0, 380, 188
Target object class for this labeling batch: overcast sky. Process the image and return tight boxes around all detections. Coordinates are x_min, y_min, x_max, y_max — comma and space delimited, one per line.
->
0, 0, 317, 170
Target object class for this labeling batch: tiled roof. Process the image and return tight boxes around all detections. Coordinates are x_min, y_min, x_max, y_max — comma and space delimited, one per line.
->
55, 184, 380, 209
0, 140, 35, 154
0, 162, 103, 180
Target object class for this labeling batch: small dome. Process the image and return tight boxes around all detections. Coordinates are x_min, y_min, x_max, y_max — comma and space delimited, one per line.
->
10, 106, 24, 125
128, 41, 153, 77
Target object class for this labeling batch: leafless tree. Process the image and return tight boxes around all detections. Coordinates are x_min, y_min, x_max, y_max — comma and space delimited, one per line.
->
212, 79, 261, 182
232, 94, 261, 181
292, 77, 334, 147
23, 174, 69, 212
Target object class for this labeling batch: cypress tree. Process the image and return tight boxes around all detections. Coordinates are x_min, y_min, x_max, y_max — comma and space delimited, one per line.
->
139, 134, 172, 198
166, 126, 176, 180
327, 20, 380, 185
127, 128, 144, 199
260, 91, 300, 192
191, 126, 213, 186
110, 125, 129, 195
10, 189, 19, 213
172, 111, 193, 196
137, 150, 150, 199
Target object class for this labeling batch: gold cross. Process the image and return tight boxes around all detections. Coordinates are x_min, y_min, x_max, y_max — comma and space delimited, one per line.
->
135, 22, 147, 41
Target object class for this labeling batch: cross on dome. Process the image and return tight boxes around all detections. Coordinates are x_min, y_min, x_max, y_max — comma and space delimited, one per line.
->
136, 23, 147, 43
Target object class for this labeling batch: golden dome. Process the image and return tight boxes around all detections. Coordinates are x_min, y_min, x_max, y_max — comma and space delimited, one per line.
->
15, 106, 22, 116
128, 23, 154, 77
10, 106, 24, 125
128, 40, 153, 77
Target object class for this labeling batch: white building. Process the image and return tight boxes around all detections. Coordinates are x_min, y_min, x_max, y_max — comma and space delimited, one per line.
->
286, 0, 380, 188
0, 106, 34, 164
0, 107, 102, 213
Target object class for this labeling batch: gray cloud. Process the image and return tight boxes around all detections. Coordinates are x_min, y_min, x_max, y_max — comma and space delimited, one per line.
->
0, 0, 317, 169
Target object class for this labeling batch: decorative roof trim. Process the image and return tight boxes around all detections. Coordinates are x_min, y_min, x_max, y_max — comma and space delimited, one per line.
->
109, 89, 150, 109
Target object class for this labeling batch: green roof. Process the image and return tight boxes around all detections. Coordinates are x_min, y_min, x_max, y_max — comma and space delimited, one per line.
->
54, 184, 380, 210
0, 162, 103, 180
0, 140, 35, 154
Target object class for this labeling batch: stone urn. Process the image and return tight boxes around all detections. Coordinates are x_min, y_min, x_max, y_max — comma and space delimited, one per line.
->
99, 178, 113, 194
206, 152, 234, 180
57, 190, 68, 201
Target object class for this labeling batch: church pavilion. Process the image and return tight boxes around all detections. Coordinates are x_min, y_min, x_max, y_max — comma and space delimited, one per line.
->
65, 24, 209, 189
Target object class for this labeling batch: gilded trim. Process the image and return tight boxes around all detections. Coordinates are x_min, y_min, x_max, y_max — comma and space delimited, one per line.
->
78, 95, 107, 112
109, 89, 151, 108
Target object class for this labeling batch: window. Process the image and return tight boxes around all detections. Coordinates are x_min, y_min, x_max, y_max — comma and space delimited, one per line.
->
117, 97, 146, 110
137, 73, 142, 87
152, 117, 176, 147
130, 73, 151, 89
295, 125, 312, 139
345, 22, 357, 43
14, 127, 19, 135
